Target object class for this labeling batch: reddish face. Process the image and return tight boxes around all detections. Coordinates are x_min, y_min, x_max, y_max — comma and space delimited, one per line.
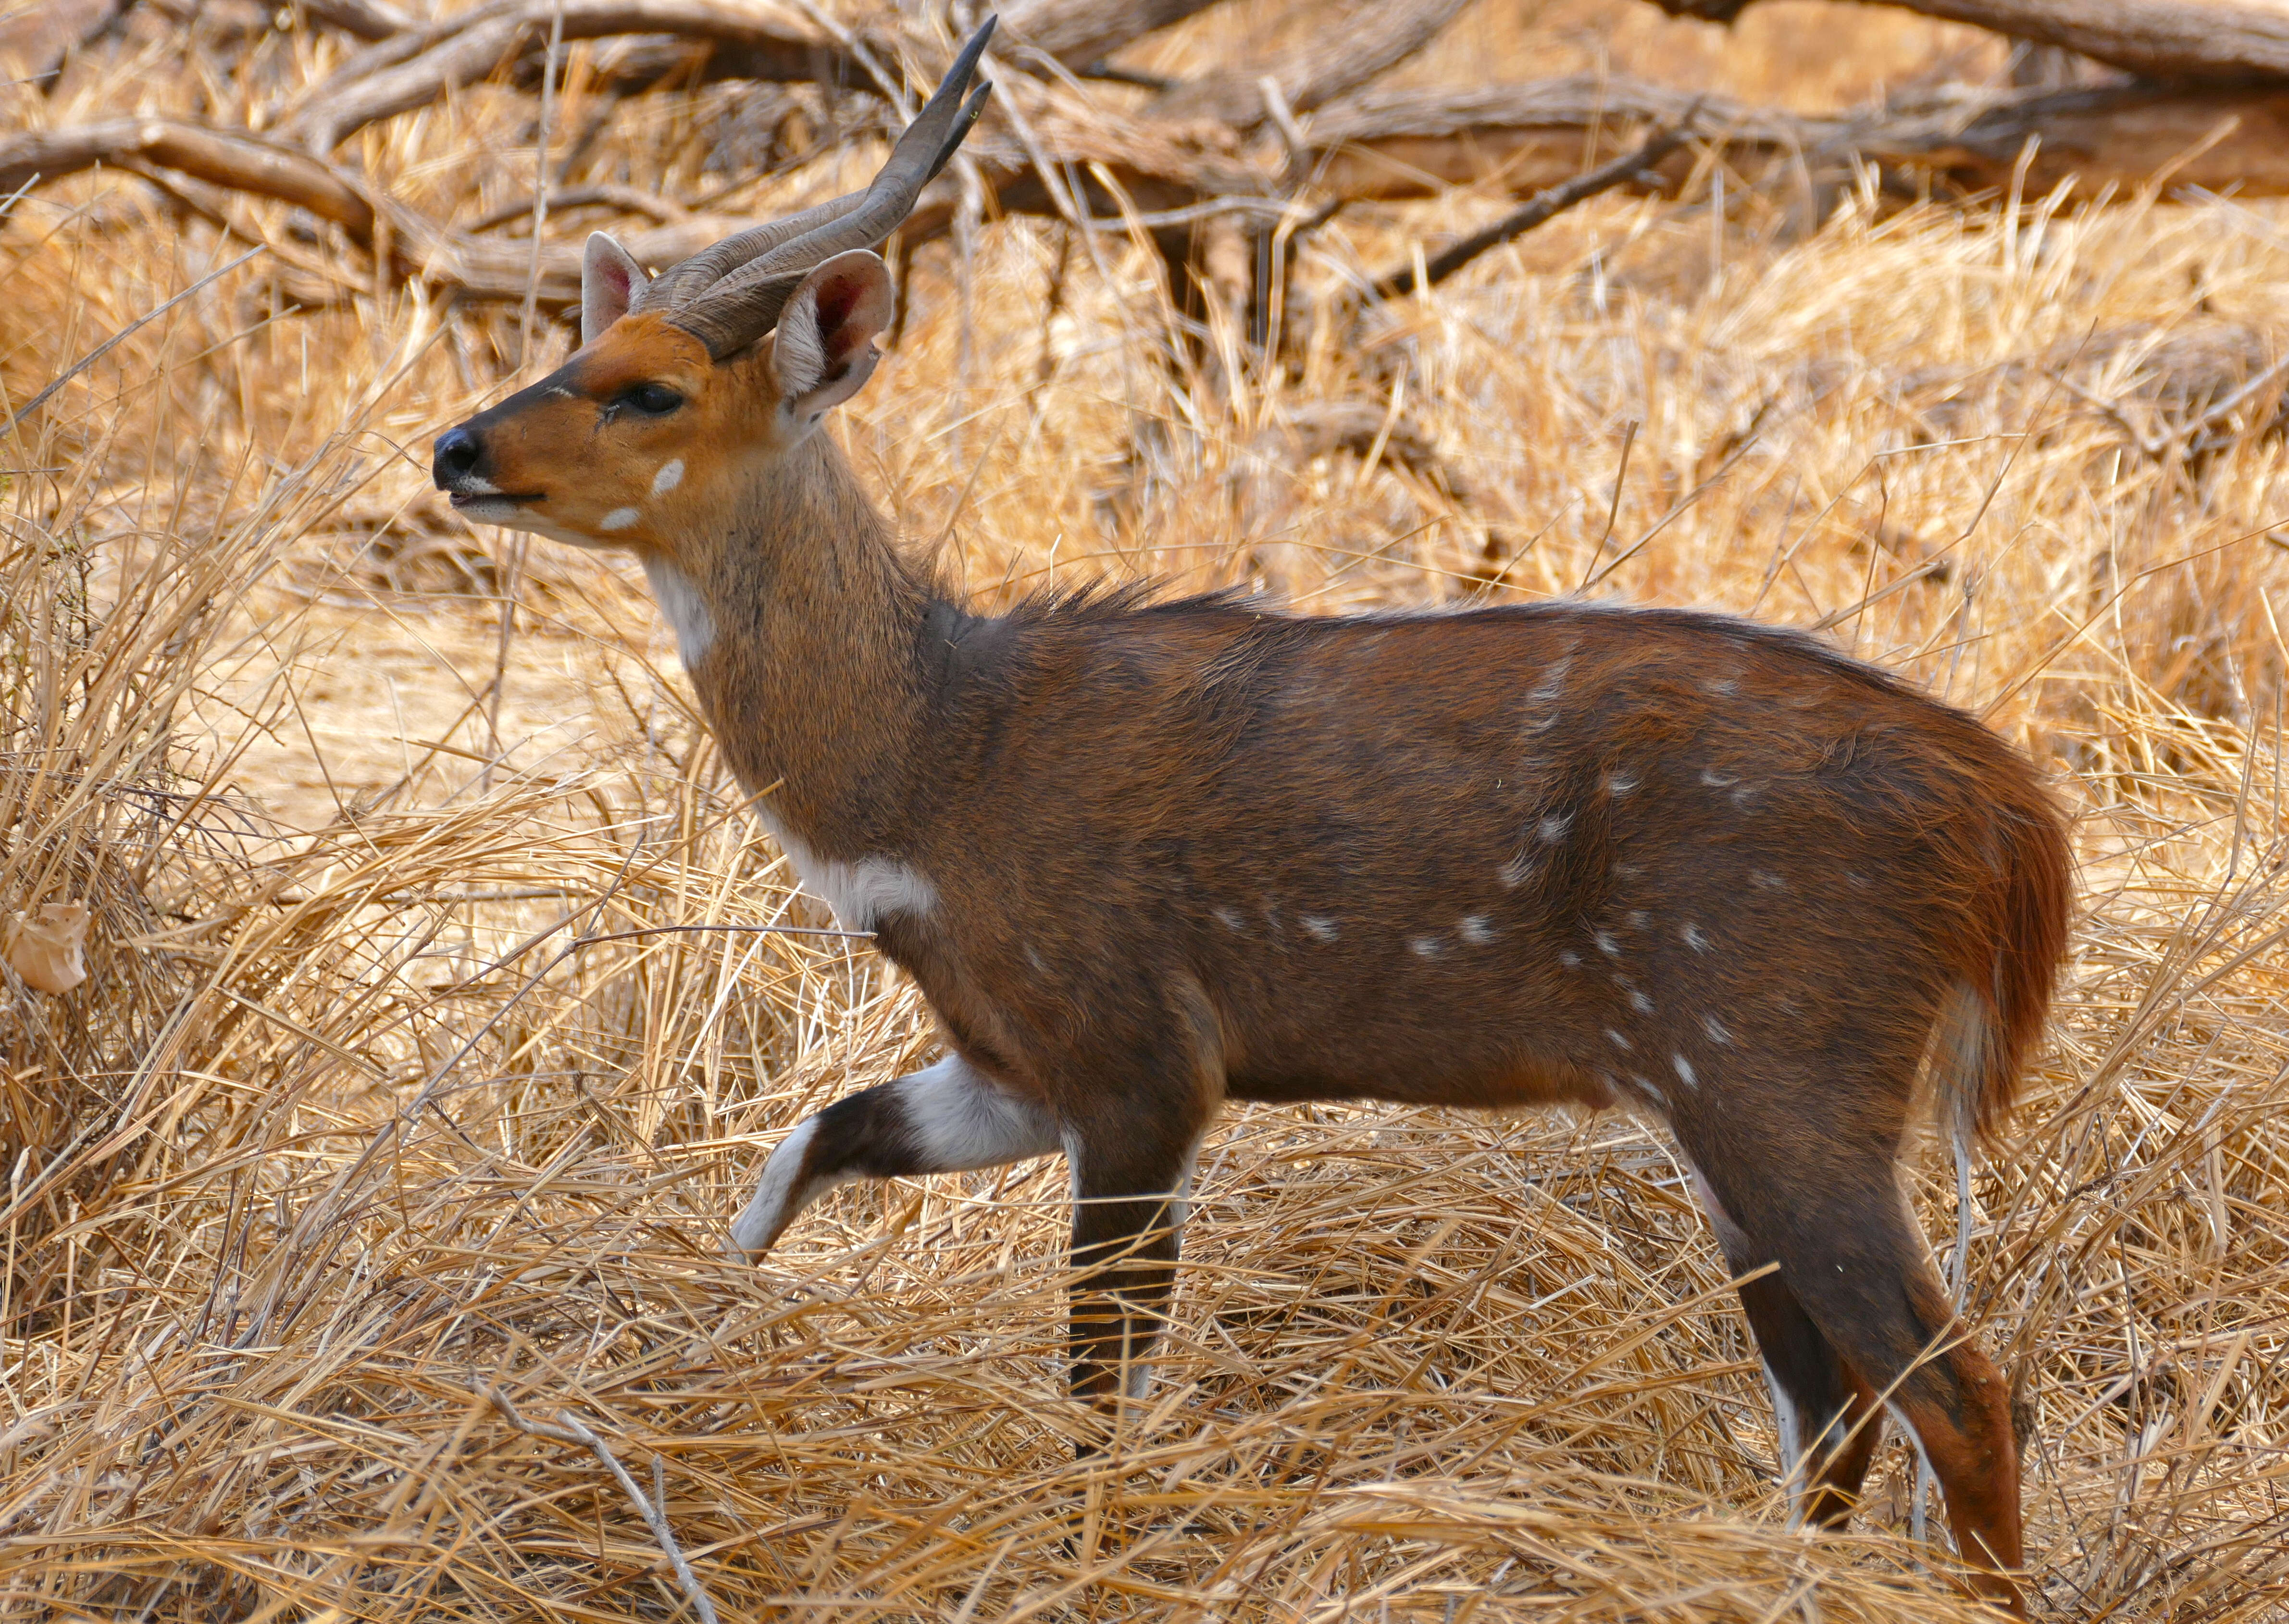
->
430, 244, 895, 560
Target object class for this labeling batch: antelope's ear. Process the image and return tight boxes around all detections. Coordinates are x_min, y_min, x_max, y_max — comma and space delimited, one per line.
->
582, 233, 648, 343
771, 249, 894, 431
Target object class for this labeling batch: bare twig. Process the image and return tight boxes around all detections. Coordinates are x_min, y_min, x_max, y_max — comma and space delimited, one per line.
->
487, 1388, 722, 1624
1369, 111, 1698, 300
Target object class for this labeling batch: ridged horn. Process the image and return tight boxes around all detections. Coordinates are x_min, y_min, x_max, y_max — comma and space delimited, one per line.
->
647, 18, 995, 359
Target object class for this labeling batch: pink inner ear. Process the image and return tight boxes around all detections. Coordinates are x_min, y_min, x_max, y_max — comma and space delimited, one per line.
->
815, 277, 867, 360
599, 259, 634, 302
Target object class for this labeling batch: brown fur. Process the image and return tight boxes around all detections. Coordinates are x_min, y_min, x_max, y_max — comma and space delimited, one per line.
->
433, 257, 2070, 1614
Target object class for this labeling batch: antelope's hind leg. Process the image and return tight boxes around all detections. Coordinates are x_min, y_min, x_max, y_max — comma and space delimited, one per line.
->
730, 1053, 1060, 1257
1696, 1145, 2026, 1615
1692, 1169, 1884, 1525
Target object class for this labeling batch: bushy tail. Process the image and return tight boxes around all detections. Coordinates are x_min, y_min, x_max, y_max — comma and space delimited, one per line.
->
1933, 786, 2073, 1151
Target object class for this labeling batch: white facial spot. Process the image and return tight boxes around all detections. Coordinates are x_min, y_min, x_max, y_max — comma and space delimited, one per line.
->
1605, 773, 1638, 796
1558, 950, 1581, 969
1538, 813, 1572, 843
1302, 915, 1338, 942
1594, 931, 1621, 958
642, 556, 716, 664
1630, 990, 1655, 1014
1459, 915, 1495, 944
1673, 1054, 1698, 1090
1410, 936, 1444, 958
651, 458, 684, 495
1683, 922, 1711, 952
1606, 1028, 1631, 1052
1215, 906, 1245, 931
1704, 1014, 1731, 1045
600, 506, 641, 531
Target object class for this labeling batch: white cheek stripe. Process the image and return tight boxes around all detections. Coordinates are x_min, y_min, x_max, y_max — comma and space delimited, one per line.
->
600, 506, 641, 531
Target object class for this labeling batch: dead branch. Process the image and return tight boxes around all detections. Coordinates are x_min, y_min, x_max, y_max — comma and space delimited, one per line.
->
997, 0, 1227, 70
486, 1388, 721, 1624
296, 0, 415, 41
274, 0, 852, 152
1306, 74, 2289, 201
0, 116, 759, 308
1145, 0, 1470, 127
1643, 0, 2289, 85
1369, 113, 1698, 299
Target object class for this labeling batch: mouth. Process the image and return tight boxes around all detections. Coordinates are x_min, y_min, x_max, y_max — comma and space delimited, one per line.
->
448, 490, 543, 509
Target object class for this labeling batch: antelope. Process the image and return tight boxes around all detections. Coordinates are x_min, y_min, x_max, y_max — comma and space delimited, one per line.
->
429, 21, 2068, 1612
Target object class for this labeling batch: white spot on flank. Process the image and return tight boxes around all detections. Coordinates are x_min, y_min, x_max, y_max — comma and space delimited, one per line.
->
1558, 950, 1582, 969
1528, 661, 1569, 702
1500, 854, 1536, 888
1594, 931, 1621, 957
1459, 915, 1496, 944
1538, 813, 1572, 843
1633, 1074, 1665, 1105
1682, 922, 1711, 952
642, 556, 715, 664
1302, 915, 1338, 942
1704, 1014, 1731, 1044
1701, 769, 1738, 787
651, 458, 684, 495
1753, 870, 1786, 890
600, 506, 641, 531
1630, 990, 1655, 1014
1627, 910, 1650, 930
1705, 677, 1740, 696
1606, 1028, 1631, 1052
1605, 773, 1638, 796
1025, 945, 1048, 974
753, 805, 936, 931
1673, 1054, 1699, 1090
1215, 907, 1245, 931
1410, 936, 1444, 958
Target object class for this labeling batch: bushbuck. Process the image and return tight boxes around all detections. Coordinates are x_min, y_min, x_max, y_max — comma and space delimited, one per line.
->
430, 20, 2068, 1611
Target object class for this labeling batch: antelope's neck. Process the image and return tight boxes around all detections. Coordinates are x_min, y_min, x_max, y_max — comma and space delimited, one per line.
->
647, 435, 941, 859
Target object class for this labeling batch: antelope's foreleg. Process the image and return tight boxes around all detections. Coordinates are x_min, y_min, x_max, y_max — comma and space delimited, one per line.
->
730, 1053, 1058, 1258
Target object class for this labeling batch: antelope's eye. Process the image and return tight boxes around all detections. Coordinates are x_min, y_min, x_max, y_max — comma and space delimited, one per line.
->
616, 383, 684, 416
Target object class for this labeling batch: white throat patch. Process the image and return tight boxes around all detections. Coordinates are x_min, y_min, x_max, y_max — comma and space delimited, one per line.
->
641, 556, 717, 666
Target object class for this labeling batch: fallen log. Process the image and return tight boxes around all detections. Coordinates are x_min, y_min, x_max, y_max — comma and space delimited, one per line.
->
1642, 0, 2289, 87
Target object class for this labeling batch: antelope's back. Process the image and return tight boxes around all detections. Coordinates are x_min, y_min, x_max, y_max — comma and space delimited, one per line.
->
914, 599, 2064, 1113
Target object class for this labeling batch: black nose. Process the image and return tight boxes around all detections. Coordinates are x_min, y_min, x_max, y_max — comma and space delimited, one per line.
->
432, 427, 482, 486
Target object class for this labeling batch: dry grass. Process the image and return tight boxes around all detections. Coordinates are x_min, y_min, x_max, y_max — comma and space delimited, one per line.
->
5, 1, 2289, 1618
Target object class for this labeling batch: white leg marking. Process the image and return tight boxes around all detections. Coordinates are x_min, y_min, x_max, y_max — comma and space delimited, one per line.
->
651, 458, 684, 495
897, 1054, 1060, 1170
1767, 1361, 1808, 1527
730, 1116, 834, 1256
642, 556, 717, 665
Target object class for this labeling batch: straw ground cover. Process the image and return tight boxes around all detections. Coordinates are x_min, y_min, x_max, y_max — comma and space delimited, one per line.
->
5, 1, 2289, 1617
